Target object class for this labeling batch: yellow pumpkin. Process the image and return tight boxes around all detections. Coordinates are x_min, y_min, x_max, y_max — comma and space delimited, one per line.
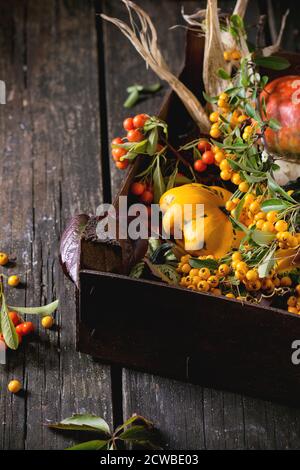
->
159, 183, 242, 259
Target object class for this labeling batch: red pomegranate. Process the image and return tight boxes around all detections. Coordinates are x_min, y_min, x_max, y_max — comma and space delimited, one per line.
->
260, 75, 300, 156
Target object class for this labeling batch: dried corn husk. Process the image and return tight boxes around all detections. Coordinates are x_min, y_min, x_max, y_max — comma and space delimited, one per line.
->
203, 0, 230, 99
101, 0, 210, 132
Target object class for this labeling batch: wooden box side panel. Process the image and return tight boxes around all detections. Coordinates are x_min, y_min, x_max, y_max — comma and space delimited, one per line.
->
78, 270, 300, 406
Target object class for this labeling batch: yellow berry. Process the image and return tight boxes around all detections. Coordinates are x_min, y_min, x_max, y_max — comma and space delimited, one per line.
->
232, 252, 242, 261
207, 275, 219, 288
223, 51, 232, 61
244, 125, 252, 134
244, 194, 255, 205
8, 380, 22, 394
219, 92, 229, 102
41, 316, 54, 329
210, 128, 221, 138
287, 296, 297, 307
262, 279, 274, 291
246, 280, 262, 291
8, 275, 20, 287
211, 288, 222, 296
181, 263, 191, 274
235, 270, 245, 281
192, 276, 201, 286
219, 159, 230, 171
214, 151, 225, 163
187, 285, 196, 290
236, 261, 248, 272
256, 219, 264, 230
246, 269, 258, 282
281, 276, 292, 287
288, 307, 299, 314
295, 285, 300, 296
220, 170, 232, 181
181, 255, 191, 264
262, 221, 274, 232
197, 280, 210, 292
238, 181, 249, 193
279, 232, 291, 244
266, 211, 278, 223
231, 50, 241, 60
209, 111, 219, 123
249, 201, 260, 214
231, 173, 242, 185
226, 200, 236, 211
226, 293, 235, 298
238, 114, 248, 123
254, 211, 266, 221
218, 264, 230, 276
198, 268, 211, 280
0, 252, 9, 266
189, 268, 199, 277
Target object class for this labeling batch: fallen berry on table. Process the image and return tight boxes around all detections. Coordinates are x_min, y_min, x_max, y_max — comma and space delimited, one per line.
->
8, 275, 20, 287
41, 316, 54, 329
0, 252, 9, 266
8, 380, 22, 394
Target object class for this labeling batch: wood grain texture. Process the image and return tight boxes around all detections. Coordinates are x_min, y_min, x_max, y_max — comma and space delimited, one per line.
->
102, 0, 300, 449
0, 0, 113, 450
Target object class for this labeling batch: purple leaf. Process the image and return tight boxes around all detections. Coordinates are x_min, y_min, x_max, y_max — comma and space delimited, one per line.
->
60, 214, 90, 286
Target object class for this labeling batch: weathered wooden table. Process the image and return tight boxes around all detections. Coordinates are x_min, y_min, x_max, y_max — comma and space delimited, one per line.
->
1, 0, 300, 450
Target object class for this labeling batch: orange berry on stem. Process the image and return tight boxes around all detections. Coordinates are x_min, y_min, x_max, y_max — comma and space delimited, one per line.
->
9, 311, 20, 326
140, 190, 153, 205
197, 140, 211, 152
116, 160, 129, 170
123, 117, 134, 131
111, 137, 123, 145
131, 182, 146, 196
127, 129, 144, 142
112, 147, 126, 161
20, 321, 34, 336
8, 380, 22, 394
194, 160, 207, 173
133, 114, 149, 128
202, 151, 215, 165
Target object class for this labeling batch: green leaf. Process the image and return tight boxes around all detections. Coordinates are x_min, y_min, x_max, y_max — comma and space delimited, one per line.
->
258, 246, 276, 278
251, 230, 276, 246
267, 176, 296, 203
129, 262, 145, 279
230, 14, 245, 30
1, 295, 19, 350
261, 199, 291, 212
254, 55, 290, 70
147, 128, 158, 156
67, 440, 109, 450
155, 264, 180, 285
245, 103, 261, 122
8, 299, 59, 316
166, 166, 178, 191
115, 414, 154, 435
147, 238, 161, 255
189, 258, 219, 270
153, 156, 165, 203
119, 425, 156, 442
124, 88, 139, 108
202, 91, 218, 104
217, 68, 231, 80
48, 414, 111, 437
268, 118, 281, 131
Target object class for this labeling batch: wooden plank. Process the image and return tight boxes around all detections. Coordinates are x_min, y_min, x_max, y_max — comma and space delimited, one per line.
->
102, 0, 300, 450
0, 0, 113, 449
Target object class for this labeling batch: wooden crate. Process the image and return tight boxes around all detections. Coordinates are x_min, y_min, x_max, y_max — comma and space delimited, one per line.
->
77, 30, 300, 406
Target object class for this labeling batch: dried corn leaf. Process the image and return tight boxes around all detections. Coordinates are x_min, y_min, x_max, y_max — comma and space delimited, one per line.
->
101, 0, 210, 132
